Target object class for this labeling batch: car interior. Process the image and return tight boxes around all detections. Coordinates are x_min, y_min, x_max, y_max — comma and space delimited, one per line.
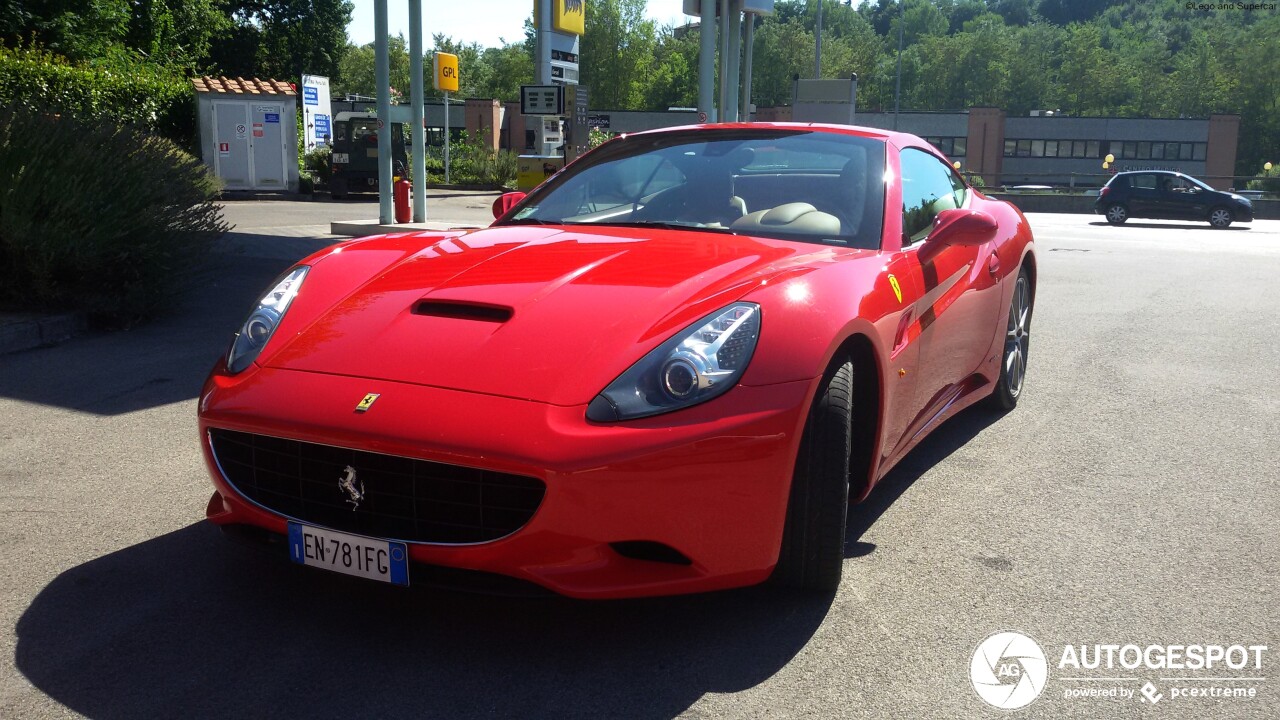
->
508, 132, 886, 249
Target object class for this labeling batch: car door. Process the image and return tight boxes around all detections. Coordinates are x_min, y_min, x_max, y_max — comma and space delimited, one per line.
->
896, 148, 1005, 435
1125, 173, 1162, 218
1165, 175, 1212, 220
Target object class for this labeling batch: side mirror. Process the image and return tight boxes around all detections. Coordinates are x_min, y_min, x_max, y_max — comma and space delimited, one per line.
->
919, 208, 998, 262
492, 191, 527, 220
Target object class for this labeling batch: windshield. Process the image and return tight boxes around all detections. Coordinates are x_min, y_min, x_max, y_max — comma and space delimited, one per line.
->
500, 129, 886, 249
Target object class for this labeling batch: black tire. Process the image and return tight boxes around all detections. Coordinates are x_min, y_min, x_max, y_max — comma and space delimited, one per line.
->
1208, 206, 1234, 229
772, 359, 853, 592
988, 266, 1033, 411
329, 176, 348, 200
1104, 203, 1128, 225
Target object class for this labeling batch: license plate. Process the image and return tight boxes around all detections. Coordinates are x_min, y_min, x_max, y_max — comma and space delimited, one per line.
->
287, 522, 409, 586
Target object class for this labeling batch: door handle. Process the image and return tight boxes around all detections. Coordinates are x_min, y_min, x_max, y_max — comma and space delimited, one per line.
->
987, 252, 1000, 278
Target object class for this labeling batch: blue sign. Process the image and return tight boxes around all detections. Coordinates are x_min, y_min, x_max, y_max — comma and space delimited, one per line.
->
303, 86, 318, 105
313, 114, 331, 140
264, 113, 280, 123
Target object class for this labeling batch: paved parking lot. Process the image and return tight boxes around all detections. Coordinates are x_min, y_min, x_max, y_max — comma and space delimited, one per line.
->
1, 204, 1276, 719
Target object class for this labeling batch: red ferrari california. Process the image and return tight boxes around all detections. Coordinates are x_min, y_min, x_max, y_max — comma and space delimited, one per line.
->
199, 123, 1035, 598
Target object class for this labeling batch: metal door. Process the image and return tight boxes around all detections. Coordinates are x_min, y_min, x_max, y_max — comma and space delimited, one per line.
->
212, 102, 252, 190
250, 103, 286, 189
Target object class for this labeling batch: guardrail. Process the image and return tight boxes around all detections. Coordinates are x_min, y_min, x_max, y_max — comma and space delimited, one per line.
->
984, 192, 1280, 220
963, 172, 1278, 198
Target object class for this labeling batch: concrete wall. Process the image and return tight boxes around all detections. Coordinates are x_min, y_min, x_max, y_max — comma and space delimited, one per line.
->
1204, 114, 1242, 189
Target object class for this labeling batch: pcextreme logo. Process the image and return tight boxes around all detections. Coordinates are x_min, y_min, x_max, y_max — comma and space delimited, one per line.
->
970, 630, 1268, 710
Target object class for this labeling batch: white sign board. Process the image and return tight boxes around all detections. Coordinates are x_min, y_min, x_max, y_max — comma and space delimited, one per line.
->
301, 74, 333, 150
521, 85, 564, 116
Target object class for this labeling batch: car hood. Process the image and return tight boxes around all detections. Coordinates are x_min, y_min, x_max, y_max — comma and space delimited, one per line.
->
265, 225, 858, 405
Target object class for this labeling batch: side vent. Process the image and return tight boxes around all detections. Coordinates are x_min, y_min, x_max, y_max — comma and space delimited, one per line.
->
413, 300, 514, 323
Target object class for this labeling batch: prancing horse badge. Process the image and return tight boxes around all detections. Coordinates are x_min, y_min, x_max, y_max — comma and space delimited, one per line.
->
354, 393, 380, 413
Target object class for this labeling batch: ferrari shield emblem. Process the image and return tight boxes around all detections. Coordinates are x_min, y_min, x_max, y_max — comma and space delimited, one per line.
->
888, 274, 903, 304
354, 393, 380, 413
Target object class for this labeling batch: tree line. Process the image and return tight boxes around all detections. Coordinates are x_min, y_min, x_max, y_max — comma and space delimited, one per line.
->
3, 1, 1275, 174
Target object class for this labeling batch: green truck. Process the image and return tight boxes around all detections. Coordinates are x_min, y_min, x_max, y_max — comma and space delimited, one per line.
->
328, 111, 408, 199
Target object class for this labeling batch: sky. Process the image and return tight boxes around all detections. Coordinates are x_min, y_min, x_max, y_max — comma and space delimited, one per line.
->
347, 1, 692, 50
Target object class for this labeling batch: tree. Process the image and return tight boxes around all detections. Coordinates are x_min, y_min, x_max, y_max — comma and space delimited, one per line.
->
2, 0, 227, 72
211, 0, 353, 81
581, 0, 657, 109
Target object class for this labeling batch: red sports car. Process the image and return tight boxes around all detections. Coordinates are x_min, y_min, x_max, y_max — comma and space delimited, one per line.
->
199, 123, 1035, 598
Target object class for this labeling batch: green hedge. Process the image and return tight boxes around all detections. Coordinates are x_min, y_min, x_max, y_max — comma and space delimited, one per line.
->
0, 108, 228, 325
0, 45, 195, 150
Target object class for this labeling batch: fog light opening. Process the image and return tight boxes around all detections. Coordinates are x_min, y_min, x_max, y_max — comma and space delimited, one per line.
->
609, 541, 693, 566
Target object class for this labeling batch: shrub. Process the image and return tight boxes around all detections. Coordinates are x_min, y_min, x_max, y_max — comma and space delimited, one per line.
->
416, 132, 517, 187
1246, 166, 1279, 194
304, 146, 332, 183
0, 45, 195, 151
0, 108, 229, 325
588, 127, 614, 149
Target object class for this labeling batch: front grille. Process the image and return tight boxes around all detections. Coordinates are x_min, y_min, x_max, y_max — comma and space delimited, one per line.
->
209, 429, 545, 544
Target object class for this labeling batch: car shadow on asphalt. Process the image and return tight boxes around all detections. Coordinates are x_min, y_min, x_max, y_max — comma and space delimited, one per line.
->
1085, 221, 1250, 231
845, 406, 1005, 557
14, 523, 834, 719
0, 248, 322, 416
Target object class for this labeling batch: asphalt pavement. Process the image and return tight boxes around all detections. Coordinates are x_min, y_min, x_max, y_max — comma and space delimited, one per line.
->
0, 201, 1276, 719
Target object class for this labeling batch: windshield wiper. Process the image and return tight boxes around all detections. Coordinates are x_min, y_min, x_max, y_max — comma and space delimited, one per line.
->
499, 217, 560, 225
599, 221, 739, 233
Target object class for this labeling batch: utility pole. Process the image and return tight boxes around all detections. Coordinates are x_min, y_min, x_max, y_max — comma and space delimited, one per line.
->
894, 0, 903, 130
374, 0, 392, 223
815, 0, 823, 78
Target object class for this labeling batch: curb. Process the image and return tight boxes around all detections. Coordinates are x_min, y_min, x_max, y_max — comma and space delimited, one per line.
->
0, 312, 88, 355
329, 219, 484, 237
217, 191, 313, 202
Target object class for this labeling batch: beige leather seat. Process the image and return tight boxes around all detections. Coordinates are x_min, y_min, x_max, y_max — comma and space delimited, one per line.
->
730, 202, 842, 238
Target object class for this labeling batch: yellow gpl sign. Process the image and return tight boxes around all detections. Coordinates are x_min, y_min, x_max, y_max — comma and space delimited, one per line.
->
553, 0, 585, 35
433, 52, 459, 92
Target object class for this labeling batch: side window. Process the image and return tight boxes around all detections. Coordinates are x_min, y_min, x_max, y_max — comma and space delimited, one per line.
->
1131, 174, 1157, 190
900, 148, 961, 244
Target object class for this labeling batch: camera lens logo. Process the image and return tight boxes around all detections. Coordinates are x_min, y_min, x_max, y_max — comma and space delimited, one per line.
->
970, 631, 1049, 710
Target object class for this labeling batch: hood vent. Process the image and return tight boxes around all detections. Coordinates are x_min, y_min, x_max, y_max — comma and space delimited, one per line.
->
413, 300, 514, 323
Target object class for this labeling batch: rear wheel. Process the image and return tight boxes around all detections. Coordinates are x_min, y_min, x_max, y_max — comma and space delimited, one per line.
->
772, 359, 853, 592
329, 176, 348, 200
988, 267, 1032, 410
1209, 206, 1234, 228
1105, 203, 1128, 225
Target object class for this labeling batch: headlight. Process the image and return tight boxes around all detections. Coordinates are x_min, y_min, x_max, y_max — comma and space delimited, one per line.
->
586, 303, 761, 421
226, 266, 309, 374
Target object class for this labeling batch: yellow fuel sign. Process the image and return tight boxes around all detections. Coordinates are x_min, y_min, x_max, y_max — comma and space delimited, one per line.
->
433, 53, 459, 93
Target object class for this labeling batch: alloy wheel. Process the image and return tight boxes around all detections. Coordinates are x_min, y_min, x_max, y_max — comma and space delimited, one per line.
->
1004, 274, 1031, 398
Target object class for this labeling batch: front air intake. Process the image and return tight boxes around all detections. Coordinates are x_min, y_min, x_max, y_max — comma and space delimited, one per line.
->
209, 429, 544, 544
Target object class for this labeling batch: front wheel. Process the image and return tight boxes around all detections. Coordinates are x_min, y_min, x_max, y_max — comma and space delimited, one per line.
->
1209, 206, 1234, 229
1105, 203, 1128, 225
772, 359, 853, 592
988, 267, 1033, 410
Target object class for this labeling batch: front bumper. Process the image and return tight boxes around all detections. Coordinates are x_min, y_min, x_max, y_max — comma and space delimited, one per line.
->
199, 365, 815, 598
